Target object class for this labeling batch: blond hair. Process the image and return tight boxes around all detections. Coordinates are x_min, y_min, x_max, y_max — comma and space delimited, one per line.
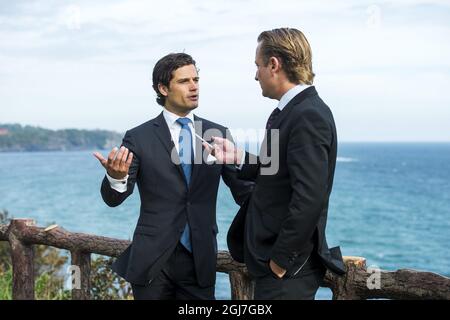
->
257, 28, 315, 85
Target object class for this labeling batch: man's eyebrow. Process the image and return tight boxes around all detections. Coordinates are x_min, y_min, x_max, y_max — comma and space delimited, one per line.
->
177, 77, 199, 82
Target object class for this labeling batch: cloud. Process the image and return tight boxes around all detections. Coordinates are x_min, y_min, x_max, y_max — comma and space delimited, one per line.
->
0, 0, 449, 141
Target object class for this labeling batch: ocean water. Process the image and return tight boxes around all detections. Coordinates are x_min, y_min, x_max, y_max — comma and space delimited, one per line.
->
0, 143, 449, 299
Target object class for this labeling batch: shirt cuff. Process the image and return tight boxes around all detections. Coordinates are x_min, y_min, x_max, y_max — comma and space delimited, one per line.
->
235, 151, 246, 170
106, 173, 129, 193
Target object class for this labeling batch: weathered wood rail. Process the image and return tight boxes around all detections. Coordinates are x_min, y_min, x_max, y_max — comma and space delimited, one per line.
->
0, 219, 449, 300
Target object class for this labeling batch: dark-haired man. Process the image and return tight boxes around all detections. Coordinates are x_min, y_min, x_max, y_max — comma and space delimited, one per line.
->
94, 53, 253, 300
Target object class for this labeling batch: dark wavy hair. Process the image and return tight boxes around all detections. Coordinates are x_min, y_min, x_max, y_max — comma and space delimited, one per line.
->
152, 53, 197, 107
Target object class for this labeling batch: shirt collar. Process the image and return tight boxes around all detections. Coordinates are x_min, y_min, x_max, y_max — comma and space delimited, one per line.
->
163, 108, 195, 128
278, 84, 311, 111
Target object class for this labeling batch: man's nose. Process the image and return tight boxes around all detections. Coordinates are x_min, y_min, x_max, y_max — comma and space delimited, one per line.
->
189, 80, 198, 90
254, 71, 258, 81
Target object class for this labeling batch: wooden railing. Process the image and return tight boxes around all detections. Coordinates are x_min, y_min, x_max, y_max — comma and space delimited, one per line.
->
0, 219, 449, 300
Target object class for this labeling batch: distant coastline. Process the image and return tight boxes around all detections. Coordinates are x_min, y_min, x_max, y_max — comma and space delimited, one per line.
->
0, 123, 448, 153
0, 124, 123, 152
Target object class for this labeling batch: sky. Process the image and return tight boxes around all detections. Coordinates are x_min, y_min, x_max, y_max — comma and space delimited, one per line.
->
0, 0, 449, 141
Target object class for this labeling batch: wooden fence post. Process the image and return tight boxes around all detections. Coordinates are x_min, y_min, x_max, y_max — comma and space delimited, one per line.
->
325, 256, 367, 300
8, 219, 35, 300
229, 271, 254, 300
70, 251, 91, 300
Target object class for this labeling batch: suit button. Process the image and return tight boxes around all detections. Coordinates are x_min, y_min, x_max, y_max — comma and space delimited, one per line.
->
187, 202, 191, 206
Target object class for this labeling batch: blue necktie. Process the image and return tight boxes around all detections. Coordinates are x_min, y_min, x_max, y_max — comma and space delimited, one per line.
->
176, 117, 193, 252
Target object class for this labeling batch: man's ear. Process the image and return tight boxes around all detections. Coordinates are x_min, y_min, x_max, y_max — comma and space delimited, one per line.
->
269, 56, 282, 73
158, 83, 169, 97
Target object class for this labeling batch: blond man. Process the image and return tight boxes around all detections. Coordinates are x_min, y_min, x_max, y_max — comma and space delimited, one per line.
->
207, 28, 346, 299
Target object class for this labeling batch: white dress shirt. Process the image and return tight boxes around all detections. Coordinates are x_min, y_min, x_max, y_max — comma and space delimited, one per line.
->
278, 84, 311, 111
107, 108, 196, 193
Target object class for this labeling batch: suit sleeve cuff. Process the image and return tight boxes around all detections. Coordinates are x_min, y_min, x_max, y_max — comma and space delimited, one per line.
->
106, 173, 129, 193
270, 249, 295, 271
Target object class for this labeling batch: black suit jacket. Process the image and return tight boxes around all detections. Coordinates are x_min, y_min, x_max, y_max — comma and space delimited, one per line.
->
227, 86, 346, 277
101, 112, 253, 287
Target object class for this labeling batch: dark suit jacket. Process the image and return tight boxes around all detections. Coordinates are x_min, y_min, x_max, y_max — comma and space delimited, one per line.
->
101, 112, 253, 287
227, 86, 346, 278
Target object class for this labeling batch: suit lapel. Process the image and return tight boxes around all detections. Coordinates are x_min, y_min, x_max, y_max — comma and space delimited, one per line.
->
259, 86, 318, 159
270, 86, 318, 130
152, 112, 185, 182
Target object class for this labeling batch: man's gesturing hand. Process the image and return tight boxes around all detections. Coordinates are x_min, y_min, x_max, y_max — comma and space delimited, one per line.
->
203, 136, 243, 165
93, 146, 133, 180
